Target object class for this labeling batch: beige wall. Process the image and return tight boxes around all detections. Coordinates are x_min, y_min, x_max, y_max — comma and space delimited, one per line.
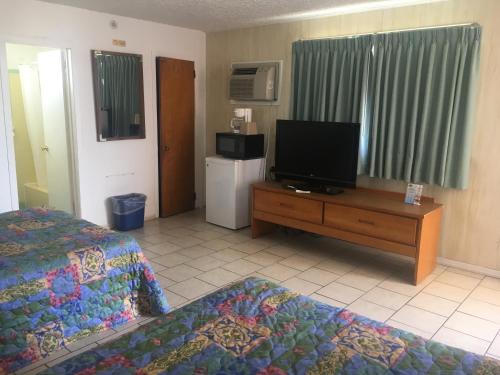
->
8, 71, 36, 207
206, 0, 500, 271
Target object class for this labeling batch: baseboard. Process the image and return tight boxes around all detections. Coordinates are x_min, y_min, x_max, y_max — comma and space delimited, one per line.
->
437, 257, 500, 278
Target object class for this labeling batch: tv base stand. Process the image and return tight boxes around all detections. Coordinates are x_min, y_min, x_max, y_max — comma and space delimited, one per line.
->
252, 182, 442, 285
282, 182, 344, 196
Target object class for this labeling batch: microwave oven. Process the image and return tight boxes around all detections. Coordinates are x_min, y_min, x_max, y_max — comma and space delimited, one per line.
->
216, 132, 264, 159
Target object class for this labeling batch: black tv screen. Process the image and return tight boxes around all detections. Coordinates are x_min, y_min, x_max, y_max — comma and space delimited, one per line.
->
275, 120, 360, 188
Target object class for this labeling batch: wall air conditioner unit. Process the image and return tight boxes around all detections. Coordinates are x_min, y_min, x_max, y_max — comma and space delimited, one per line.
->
229, 61, 281, 103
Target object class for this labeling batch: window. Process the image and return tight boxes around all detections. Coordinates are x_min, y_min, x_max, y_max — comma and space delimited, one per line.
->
291, 24, 481, 189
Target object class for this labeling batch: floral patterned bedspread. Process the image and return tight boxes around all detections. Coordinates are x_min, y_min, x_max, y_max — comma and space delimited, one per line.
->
0, 208, 169, 374
42, 277, 499, 375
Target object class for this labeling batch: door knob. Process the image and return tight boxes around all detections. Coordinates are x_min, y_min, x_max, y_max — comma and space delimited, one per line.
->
41, 145, 49, 152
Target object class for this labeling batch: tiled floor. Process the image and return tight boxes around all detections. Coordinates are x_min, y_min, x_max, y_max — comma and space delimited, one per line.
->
18, 208, 500, 374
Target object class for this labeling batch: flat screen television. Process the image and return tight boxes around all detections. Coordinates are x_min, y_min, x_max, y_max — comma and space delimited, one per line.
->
274, 120, 360, 190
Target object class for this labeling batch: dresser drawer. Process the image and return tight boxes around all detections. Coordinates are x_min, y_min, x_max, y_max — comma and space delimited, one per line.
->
324, 203, 418, 245
254, 189, 323, 224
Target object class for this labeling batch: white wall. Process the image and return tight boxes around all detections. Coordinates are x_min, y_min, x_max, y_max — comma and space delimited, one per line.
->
0, 74, 15, 212
0, 0, 206, 225
0, 0, 205, 224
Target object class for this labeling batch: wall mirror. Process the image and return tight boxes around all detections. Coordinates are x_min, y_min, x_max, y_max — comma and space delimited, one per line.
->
91, 50, 145, 141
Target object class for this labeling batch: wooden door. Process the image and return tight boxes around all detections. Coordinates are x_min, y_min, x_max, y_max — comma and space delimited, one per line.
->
157, 57, 195, 217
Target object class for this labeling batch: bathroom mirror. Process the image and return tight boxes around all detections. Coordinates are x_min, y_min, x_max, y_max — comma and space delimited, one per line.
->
91, 50, 145, 141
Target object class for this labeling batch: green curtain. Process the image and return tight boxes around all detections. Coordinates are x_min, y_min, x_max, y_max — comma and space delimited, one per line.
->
291, 36, 373, 123
364, 25, 481, 189
291, 25, 481, 189
96, 54, 140, 138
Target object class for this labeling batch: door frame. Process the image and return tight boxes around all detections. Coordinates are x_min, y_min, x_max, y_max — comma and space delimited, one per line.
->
0, 37, 80, 215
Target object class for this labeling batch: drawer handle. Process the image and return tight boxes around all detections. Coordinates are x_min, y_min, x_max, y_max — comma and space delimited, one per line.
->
358, 219, 375, 226
279, 202, 293, 209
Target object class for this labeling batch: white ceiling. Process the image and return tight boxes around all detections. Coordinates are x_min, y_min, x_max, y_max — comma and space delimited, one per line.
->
40, 0, 445, 32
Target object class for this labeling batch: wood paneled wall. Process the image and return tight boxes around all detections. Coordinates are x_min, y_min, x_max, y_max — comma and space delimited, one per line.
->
206, 0, 500, 271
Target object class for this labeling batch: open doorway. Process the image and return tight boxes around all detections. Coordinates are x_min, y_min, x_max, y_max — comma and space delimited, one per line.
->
5, 43, 76, 213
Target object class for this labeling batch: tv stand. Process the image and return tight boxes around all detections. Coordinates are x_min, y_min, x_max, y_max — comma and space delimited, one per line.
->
252, 182, 442, 285
283, 183, 344, 195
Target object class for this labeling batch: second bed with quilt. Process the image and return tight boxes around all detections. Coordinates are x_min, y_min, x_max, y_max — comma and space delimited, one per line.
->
42, 277, 499, 374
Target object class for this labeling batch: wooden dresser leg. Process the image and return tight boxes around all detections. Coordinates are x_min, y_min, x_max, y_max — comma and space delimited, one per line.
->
251, 218, 275, 239
414, 208, 442, 285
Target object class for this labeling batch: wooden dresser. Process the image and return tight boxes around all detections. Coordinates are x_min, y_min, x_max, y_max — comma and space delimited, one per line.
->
251, 182, 443, 285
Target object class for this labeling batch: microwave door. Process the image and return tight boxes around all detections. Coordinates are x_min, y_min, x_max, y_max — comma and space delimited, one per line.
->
219, 137, 236, 154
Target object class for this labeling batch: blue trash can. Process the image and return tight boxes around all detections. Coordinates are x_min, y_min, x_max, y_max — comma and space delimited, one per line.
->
110, 193, 147, 231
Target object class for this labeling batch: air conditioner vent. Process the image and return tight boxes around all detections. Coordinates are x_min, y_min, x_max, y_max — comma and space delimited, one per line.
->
233, 68, 258, 75
229, 61, 281, 102
229, 79, 254, 99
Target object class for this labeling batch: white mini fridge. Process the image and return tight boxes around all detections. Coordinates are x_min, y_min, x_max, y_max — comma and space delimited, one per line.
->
206, 156, 265, 229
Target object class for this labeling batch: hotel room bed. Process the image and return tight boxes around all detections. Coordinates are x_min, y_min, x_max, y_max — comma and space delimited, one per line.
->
41, 277, 499, 375
0, 208, 169, 374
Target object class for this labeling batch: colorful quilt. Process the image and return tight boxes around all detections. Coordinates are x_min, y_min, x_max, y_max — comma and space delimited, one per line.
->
42, 277, 499, 375
0, 208, 169, 374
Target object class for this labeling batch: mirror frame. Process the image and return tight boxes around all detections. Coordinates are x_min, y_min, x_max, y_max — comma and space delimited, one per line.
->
91, 50, 146, 141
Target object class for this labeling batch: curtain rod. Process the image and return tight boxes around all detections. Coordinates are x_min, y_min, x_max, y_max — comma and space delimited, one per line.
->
298, 22, 478, 41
